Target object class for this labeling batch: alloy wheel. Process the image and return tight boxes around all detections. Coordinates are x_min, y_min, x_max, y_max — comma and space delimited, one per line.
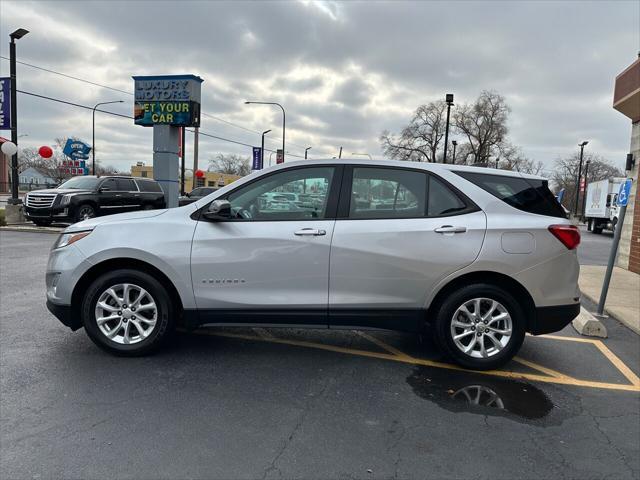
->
94, 283, 158, 345
450, 297, 513, 359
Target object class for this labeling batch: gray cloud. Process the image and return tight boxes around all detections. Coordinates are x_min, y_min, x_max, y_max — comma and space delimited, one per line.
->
0, 0, 637, 173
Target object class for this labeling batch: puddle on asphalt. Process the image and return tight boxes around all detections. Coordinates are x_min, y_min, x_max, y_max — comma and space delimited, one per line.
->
406, 366, 580, 425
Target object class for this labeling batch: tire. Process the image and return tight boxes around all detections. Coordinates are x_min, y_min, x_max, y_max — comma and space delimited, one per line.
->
33, 219, 52, 227
587, 219, 593, 232
81, 269, 175, 356
75, 204, 96, 223
593, 223, 603, 234
432, 283, 526, 370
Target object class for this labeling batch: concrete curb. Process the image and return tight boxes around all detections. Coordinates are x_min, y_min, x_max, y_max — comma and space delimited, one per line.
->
572, 306, 608, 338
580, 286, 639, 335
0, 225, 64, 234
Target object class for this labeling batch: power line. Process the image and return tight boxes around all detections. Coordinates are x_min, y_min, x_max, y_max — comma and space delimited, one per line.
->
1, 56, 316, 154
15, 89, 305, 158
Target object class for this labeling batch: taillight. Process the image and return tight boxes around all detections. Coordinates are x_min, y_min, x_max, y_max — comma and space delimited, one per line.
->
548, 224, 580, 250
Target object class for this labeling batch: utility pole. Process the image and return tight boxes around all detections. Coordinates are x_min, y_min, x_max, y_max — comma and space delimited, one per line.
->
581, 160, 590, 221
305, 147, 311, 159
451, 140, 457, 164
443, 93, 454, 164
261, 129, 271, 169
193, 127, 199, 190
8, 28, 28, 205
338, 146, 343, 159
573, 141, 589, 216
180, 126, 186, 195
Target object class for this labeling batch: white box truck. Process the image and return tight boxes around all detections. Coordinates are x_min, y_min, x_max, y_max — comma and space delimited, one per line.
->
584, 178, 624, 234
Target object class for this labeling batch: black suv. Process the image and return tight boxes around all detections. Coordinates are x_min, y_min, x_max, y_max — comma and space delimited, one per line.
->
24, 175, 166, 226
178, 186, 218, 206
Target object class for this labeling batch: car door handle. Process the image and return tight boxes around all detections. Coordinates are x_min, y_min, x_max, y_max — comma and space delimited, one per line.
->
434, 225, 467, 234
115, 194, 122, 197
294, 228, 326, 236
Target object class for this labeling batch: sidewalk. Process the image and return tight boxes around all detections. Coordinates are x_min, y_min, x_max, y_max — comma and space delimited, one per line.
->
580, 265, 640, 334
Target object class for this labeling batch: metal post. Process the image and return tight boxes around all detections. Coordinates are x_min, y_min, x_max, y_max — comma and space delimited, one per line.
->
338, 146, 342, 159
581, 160, 590, 221
245, 101, 285, 162
443, 94, 454, 164
597, 203, 627, 316
180, 126, 186, 195
452, 141, 457, 164
574, 142, 588, 215
192, 127, 199, 190
305, 147, 311, 160
8, 38, 19, 204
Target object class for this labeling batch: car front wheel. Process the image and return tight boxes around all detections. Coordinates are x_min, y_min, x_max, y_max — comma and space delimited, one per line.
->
433, 284, 526, 370
81, 269, 174, 356
75, 204, 96, 222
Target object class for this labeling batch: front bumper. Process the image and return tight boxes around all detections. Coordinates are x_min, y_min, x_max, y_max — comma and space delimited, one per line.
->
529, 303, 580, 335
46, 300, 82, 331
24, 205, 72, 222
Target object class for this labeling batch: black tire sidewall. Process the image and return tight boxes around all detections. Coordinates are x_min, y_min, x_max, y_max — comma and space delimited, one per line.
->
434, 284, 526, 370
82, 269, 173, 356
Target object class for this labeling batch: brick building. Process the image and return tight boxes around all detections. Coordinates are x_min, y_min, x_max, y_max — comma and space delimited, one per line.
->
613, 56, 640, 274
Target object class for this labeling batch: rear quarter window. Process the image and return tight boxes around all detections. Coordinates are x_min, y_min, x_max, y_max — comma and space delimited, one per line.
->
455, 171, 566, 219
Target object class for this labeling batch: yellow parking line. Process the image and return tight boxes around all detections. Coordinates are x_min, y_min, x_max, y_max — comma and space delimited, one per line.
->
529, 333, 597, 344
355, 331, 415, 359
593, 340, 640, 387
512, 357, 569, 379
197, 329, 640, 393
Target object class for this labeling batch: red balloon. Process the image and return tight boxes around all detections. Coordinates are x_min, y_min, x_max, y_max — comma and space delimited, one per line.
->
195, 169, 205, 178
39, 146, 53, 158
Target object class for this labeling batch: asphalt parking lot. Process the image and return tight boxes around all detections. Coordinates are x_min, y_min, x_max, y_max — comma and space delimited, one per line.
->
1, 230, 639, 479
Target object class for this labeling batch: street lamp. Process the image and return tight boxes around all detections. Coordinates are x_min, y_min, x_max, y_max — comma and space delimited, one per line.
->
451, 140, 457, 164
581, 159, 591, 221
305, 147, 312, 159
261, 129, 271, 168
573, 141, 589, 216
352, 152, 372, 160
245, 101, 286, 163
443, 93, 454, 164
92, 100, 124, 175
7, 28, 29, 205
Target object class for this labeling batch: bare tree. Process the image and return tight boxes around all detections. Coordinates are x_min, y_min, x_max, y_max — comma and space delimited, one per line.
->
380, 101, 448, 162
208, 153, 251, 176
497, 143, 544, 175
453, 90, 510, 164
551, 154, 623, 209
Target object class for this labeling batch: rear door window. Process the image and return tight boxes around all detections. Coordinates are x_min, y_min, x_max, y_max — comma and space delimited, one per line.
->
135, 179, 162, 192
349, 167, 427, 219
116, 178, 137, 191
455, 171, 566, 218
427, 176, 468, 216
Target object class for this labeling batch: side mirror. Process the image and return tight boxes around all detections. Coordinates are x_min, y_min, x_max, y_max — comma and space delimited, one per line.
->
202, 199, 231, 221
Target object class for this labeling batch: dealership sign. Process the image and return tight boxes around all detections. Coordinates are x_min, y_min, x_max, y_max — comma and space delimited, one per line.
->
0, 77, 10, 130
132, 75, 203, 127
62, 139, 91, 160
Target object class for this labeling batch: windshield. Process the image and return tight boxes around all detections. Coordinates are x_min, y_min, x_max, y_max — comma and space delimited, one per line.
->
58, 177, 101, 190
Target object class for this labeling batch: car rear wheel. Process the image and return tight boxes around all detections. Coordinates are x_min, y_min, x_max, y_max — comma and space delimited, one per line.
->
433, 284, 526, 370
75, 204, 96, 222
81, 269, 174, 356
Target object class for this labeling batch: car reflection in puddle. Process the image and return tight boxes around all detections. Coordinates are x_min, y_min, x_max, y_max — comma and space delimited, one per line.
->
407, 366, 579, 425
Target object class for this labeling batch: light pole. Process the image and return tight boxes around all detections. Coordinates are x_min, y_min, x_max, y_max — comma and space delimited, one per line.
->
305, 147, 311, 159
352, 152, 372, 160
92, 100, 124, 175
581, 159, 591, 221
261, 129, 271, 168
8, 28, 28, 205
573, 141, 589, 216
443, 93, 454, 164
245, 101, 285, 162
451, 140, 457, 163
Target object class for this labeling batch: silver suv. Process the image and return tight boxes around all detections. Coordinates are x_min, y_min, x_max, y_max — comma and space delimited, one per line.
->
46, 160, 580, 370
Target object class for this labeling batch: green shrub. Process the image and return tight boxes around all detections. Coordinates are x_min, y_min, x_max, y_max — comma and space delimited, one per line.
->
0, 209, 5, 227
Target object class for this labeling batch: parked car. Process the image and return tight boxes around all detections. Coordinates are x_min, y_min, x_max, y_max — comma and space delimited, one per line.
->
24, 175, 166, 226
178, 186, 218, 206
45, 160, 580, 369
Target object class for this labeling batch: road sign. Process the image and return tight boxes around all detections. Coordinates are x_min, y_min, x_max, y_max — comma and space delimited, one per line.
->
556, 188, 565, 204
0, 77, 10, 130
252, 147, 262, 170
617, 179, 632, 207
63, 139, 91, 157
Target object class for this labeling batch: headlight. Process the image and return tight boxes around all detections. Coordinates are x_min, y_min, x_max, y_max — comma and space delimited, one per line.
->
54, 230, 92, 249
61, 194, 72, 206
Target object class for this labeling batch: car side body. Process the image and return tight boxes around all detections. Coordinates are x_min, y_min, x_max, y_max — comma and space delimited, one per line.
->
24, 175, 166, 225
45, 159, 580, 369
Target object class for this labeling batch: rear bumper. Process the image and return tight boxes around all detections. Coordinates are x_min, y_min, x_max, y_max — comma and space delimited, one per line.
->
529, 303, 580, 335
46, 300, 82, 331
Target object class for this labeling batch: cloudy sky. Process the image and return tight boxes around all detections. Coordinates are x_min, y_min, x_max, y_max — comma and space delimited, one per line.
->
0, 0, 638, 175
